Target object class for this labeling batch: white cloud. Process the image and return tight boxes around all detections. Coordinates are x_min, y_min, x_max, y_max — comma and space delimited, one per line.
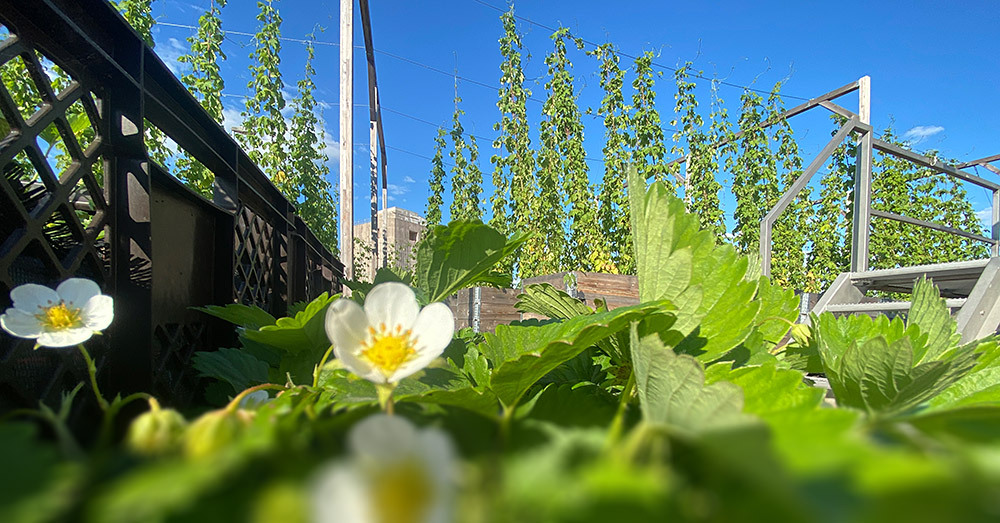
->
977, 206, 994, 230
403, 175, 416, 184
221, 106, 244, 134
386, 183, 407, 202
159, 37, 189, 77
171, 2, 206, 13
320, 133, 340, 168
902, 125, 944, 144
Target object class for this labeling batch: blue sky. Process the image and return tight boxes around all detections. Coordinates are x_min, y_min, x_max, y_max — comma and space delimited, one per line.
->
149, 0, 1000, 228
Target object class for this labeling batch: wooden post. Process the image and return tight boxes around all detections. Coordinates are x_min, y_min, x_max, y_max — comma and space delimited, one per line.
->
850, 76, 872, 273
339, 0, 354, 286
858, 76, 871, 125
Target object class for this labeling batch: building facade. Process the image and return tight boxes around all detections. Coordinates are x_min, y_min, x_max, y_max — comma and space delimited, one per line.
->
352, 207, 426, 281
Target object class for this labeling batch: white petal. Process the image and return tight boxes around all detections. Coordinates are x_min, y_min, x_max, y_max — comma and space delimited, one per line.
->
311, 463, 373, 523
81, 295, 113, 331
56, 278, 102, 308
416, 427, 457, 485
364, 282, 419, 333
349, 414, 418, 464
325, 299, 379, 381
1, 308, 43, 338
414, 427, 457, 523
10, 284, 60, 313
391, 302, 455, 382
37, 327, 93, 348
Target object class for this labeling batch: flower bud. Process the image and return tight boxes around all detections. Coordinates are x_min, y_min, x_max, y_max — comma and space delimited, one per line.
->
126, 407, 187, 456
183, 410, 246, 460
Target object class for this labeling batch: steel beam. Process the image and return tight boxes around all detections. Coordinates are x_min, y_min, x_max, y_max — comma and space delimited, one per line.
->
957, 153, 1000, 169
994, 189, 1000, 257
873, 139, 1000, 191
869, 209, 997, 245
667, 79, 861, 170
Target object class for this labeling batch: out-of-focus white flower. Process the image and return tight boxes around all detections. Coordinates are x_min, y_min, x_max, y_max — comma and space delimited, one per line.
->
324, 282, 454, 384
312, 414, 456, 523
238, 389, 271, 409
0, 278, 113, 347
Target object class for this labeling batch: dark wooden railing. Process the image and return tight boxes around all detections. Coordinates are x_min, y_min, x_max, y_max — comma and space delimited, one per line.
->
0, 0, 343, 419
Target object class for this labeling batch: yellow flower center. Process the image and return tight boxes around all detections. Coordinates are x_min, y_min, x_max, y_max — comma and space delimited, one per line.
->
371, 460, 434, 523
35, 301, 83, 330
361, 324, 417, 377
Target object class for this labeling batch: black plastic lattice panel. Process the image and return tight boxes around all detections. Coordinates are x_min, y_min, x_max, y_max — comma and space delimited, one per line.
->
151, 323, 206, 407
0, 23, 110, 412
234, 205, 275, 309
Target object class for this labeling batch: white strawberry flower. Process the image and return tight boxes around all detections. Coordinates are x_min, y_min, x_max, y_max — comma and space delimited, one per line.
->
324, 282, 455, 384
0, 278, 113, 348
311, 414, 456, 523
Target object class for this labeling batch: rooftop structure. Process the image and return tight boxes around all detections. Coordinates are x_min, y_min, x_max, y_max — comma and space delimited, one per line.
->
352, 207, 426, 281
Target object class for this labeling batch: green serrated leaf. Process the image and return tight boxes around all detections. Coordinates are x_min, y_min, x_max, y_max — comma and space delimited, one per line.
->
926, 366, 1000, 410
627, 166, 773, 363
479, 318, 559, 366
462, 346, 491, 391
630, 324, 746, 433
907, 405, 1000, 444
814, 312, 909, 372
826, 334, 979, 418
239, 293, 336, 383
416, 387, 500, 418
907, 277, 960, 364
415, 220, 530, 303
489, 302, 668, 409
192, 348, 270, 393
628, 166, 704, 304
515, 283, 593, 319
750, 276, 800, 349
705, 362, 823, 417
193, 303, 276, 330
517, 383, 619, 428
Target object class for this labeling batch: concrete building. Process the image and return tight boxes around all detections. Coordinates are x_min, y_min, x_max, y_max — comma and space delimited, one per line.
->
352, 207, 425, 281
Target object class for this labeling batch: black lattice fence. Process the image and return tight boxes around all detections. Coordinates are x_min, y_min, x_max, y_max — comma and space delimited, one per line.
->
0, 0, 343, 420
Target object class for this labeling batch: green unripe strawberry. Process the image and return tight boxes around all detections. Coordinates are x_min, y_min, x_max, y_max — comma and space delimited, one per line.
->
126, 407, 187, 456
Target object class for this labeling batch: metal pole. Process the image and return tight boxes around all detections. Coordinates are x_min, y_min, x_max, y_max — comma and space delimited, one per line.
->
798, 292, 811, 323
472, 286, 482, 333
850, 76, 872, 273
993, 189, 999, 257
359, 0, 388, 274
339, 0, 354, 287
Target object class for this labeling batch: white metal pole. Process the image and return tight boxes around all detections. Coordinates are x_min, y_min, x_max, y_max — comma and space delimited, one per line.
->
339, 0, 354, 287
